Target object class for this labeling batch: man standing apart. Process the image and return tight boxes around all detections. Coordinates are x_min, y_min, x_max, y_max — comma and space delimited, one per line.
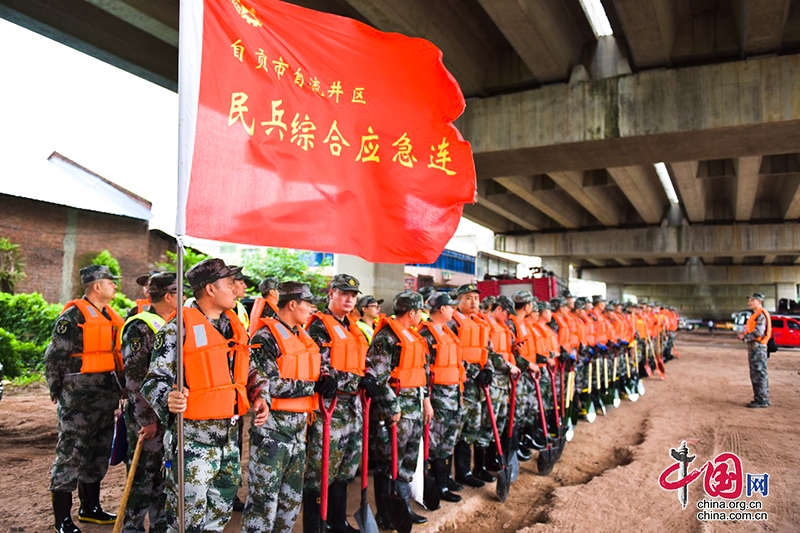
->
244, 282, 336, 533
304, 274, 373, 533
120, 272, 180, 533
368, 292, 433, 528
142, 259, 270, 533
46, 265, 123, 533
738, 293, 772, 408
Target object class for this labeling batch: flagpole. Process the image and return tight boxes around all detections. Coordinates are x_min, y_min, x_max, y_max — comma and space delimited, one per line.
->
176, 1, 203, 532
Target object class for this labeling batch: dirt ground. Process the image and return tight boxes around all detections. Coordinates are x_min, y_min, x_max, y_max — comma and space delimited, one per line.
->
1, 332, 798, 533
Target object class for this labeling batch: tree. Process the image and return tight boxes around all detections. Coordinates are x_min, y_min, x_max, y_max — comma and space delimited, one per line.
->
240, 248, 330, 296
0, 237, 26, 294
91, 249, 121, 276
156, 249, 211, 273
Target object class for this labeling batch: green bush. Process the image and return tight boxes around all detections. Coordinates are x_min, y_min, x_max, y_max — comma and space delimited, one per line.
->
0, 327, 21, 378
92, 249, 122, 277
0, 292, 61, 345
109, 293, 135, 317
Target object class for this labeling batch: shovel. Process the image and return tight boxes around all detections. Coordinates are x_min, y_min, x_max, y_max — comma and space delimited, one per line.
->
506, 373, 521, 482
610, 350, 621, 408
593, 357, 606, 417
481, 384, 510, 502
564, 369, 576, 441
547, 364, 567, 462
530, 369, 558, 476
422, 379, 440, 511
388, 379, 413, 533
112, 434, 145, 533
318, 394, 338, 532
642, 339, 654, 378
623, 348, 639, 402
354, 392, 379, 533
584, 358, 596, 423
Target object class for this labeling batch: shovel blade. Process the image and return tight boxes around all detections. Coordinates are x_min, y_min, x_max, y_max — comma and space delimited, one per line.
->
390, 493, 413, 533
637, 380, 646, 396
536, 446, 558, 476
586, 401, 597, 423
508, 449, 520, 482
354, 499, 379, 533
422, 474, 440, 511
495, 468, 510, 502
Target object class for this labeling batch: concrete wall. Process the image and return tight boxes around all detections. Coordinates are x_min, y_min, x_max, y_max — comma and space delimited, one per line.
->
334, 254, 404, 314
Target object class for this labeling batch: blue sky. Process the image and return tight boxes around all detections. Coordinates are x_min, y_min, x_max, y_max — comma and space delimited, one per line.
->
0, 18, 179, 232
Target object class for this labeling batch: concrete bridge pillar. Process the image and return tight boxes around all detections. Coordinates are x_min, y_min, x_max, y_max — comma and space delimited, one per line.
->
334, 254, 405, 312
541, 257, 571, 281
775, 283, 798, 306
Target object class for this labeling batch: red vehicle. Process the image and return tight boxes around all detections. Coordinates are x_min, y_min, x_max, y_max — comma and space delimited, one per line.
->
476, 275, 567, 302
770, 315, 800, 348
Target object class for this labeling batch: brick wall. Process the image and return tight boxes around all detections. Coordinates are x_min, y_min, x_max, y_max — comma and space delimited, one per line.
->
1, 194, 164, 303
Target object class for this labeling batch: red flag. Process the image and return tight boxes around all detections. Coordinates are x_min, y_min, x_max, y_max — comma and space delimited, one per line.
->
180, 0, 476, 263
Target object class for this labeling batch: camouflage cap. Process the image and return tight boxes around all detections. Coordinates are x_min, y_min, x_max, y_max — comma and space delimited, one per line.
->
185, 258, 241, 290
574, 297, 587, 307
393, 291, 424, 313
357, 295, 384, 312
258, 276, 279, 295
427, 291, 458, 311
455, 283, 481, 297
136, 270, 163, 287
512, 290, 534, 304
550, 297, 565, 309
147, 272, 179, 297
592, 294, 606, 304
748, 293, 765, 301
608, 299, 619, 307
561, 289, 574, 299
80, 265, 121, 285
537, 300, 552, 312
278, 281, 323, 304
495, 295, 515, 315
417, 286, 436, 299
330, 273, 361, 293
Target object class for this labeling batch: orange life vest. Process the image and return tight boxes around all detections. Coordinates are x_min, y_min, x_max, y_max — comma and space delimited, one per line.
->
581, 314, 597, 346
553, 312, 577, 351
535, 319, 559, 355
135, 298, 150, 314
590, 309, 610, 344
485, 314, 515, 365
376, 317, 427, 389
451, 311, 489, 366
509, 314, 536, 364
745, 308, 772, 345
309, 312, 368, 376
259, 317, 321, 412
421, 322, 465, 386
249, 298, 279, 336
62, 299, 124, 373
182, 308, 251, 420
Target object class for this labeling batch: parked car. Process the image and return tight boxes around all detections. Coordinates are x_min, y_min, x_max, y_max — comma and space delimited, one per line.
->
771, 315, 800, 347
732, 310, 752, 334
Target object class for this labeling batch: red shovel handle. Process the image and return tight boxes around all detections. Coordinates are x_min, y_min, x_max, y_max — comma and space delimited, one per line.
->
548, 365, 561, 428
481, 384, 504, 457
529, 368, 549, 438
507, 373, 520, 438
318, 394, 338, 523
359, 390, 371, 491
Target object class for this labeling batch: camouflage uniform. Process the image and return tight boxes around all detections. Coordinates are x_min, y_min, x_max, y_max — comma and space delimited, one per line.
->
743, 310, 770, 405
305, 309, 363, 491
45, 300, 120, 493
475, 343, 511, 448
367, 324, 428, 483
141, 305, 268, 533
419, 324, 462, 460
506, 320, 538, 432
121, 315, 167, 533
446, 319, 494, 445
243, 320, 316, 533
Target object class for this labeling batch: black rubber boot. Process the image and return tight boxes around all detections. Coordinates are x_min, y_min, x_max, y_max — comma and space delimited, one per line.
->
395, 480, 427, 524
444, 455, 463, 492
520, 425, 536, 452
52, 491, 81, 533
473, 446, 496, 483
453, 440, 484, 488
485, 442, 502, 472
302, 489, 325, 533
432, 458, 461, 503
77, 482, 115, 525
373, 475, 394, 531
328, 480, 359, 533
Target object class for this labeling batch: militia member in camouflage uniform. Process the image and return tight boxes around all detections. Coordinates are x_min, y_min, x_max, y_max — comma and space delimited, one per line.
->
120, 272, 180, 533
448, 284, 494, 488
738, 293, 771, 408
244, 282, 336, 533
46, 265, 123, 533
367, 291, 433, 529
418, 292, 463, 503
304, 274, 373, 533
142, 259, 270, 533
508, 291, 540, 459
478, 296, 521, 471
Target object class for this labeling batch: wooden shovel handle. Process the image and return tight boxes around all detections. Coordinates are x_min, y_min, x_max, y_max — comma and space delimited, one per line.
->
113, 433, 146, 533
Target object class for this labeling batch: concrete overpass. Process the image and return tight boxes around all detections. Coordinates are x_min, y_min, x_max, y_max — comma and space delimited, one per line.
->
3, 0, 800, 317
